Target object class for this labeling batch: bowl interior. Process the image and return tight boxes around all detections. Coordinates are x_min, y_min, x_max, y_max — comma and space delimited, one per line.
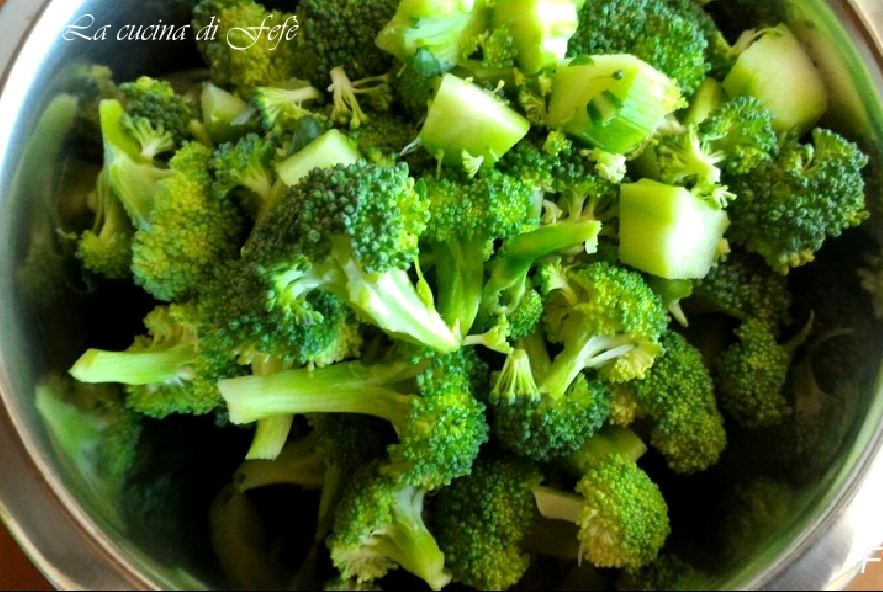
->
2, 0, 883, 590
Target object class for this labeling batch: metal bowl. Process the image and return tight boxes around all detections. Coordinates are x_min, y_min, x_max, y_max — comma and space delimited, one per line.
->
2, 0, 883, 589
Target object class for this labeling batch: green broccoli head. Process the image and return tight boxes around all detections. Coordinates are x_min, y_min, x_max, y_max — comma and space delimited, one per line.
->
131, 141, 246, 302
631, 330, 726, 474
119, 76, 195, 160
327, 458, 452, 591
433, 451, 544, 591
296, 0, 400, 89
726, 128, 870, 273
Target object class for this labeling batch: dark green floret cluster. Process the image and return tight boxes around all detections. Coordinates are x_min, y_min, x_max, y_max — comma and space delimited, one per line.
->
32, 0, 877, 590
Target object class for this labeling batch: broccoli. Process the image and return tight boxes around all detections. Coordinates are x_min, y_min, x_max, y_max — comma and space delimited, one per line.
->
295, 0, 399, 89
209, 131, 287, 219
118, 76, 196, 160
532, 429, 670, 569
617, 330, 727, 474
35, 374, 143, 527
68, 302, 239, 417
375, 0, 489, 73
218, 350, 489, 490
242, 160, 461, 353
566, 0, 710, 97
432, 451, 544, 591
655, 96, 778, 196
192, 0, 300, 97
537, 261, 669, 389
326, 458, 451, 590
250, 81, 323, 133
131, 141, 246, 302
725, 128, 870, 273
714, 316, 813, 429
689, 249, 793, 335
62, 63, 125, 161
421, 168, 538, 335
75, 171, 134, 280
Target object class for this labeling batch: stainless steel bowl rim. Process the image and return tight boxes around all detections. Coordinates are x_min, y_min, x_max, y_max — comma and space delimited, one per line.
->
0, 1, 883, 590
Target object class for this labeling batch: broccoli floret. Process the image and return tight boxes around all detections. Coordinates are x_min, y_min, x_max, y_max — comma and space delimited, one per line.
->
326, 67, 394, 131
250, 81, 323, 132
421, 168, 538, 335
192, 0, 300, 97
655, 97, 778, 196
533, 453, 670, 569
345, 112, 423, 169
624, 330, 727, 474
566, 0, 710, 97
725, 128, 869, 273
243, 160, 460, 353
63, 63, 125, 161
690, 249, 793, 335
210, 132, 287, 219
492, 363, 612, 460
295, 0, 399, 89
326, 458, 451, 590
714, 316, 812, 429
197, 258, 357, 371
218, 351, 489, 490
119, 76, 196, 160
432, 451, 544, 591
75, 171, 134, 280
35, 374, 143, 527
68, 303, 239, 417
537, 261, 669, 389
131, 141, 246, 302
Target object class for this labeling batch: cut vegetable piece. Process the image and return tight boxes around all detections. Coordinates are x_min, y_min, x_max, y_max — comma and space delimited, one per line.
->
418, 73, 531, 169
201, 82, 250, 144
546, 55, 683, 154
619, 179, 728, 280
492, 0, 580, 74
685, 78, 724, 126
722, 25, 828, 133
275, 130, 361, 187
375, 0, 490, 71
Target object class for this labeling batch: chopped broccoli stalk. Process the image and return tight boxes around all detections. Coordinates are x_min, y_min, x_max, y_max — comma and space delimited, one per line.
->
275, 130, 361, 187
201, 82, 254, 144
492, 0, 580, 74
546, 55, 684, 154
619, 179, 729, 280
416, 74, 531, 170
375, 0, 490, 72
722, 24, 828, 133
685, 78, 725, 126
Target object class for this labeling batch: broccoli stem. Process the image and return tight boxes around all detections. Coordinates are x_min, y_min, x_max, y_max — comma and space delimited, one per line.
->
341, 262, 461, 353
371, 487, 452, 592
234, 433, 326, 491
562, 426, 647, 476
246, 415, 294, 461
481, 221, 601, 317
519, 331, 552, 383
531, 486, 583, 524
431, 239, 486, 335
538, 335, 634, 399
218, 360, 421, 427
69, 344, 195, 385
